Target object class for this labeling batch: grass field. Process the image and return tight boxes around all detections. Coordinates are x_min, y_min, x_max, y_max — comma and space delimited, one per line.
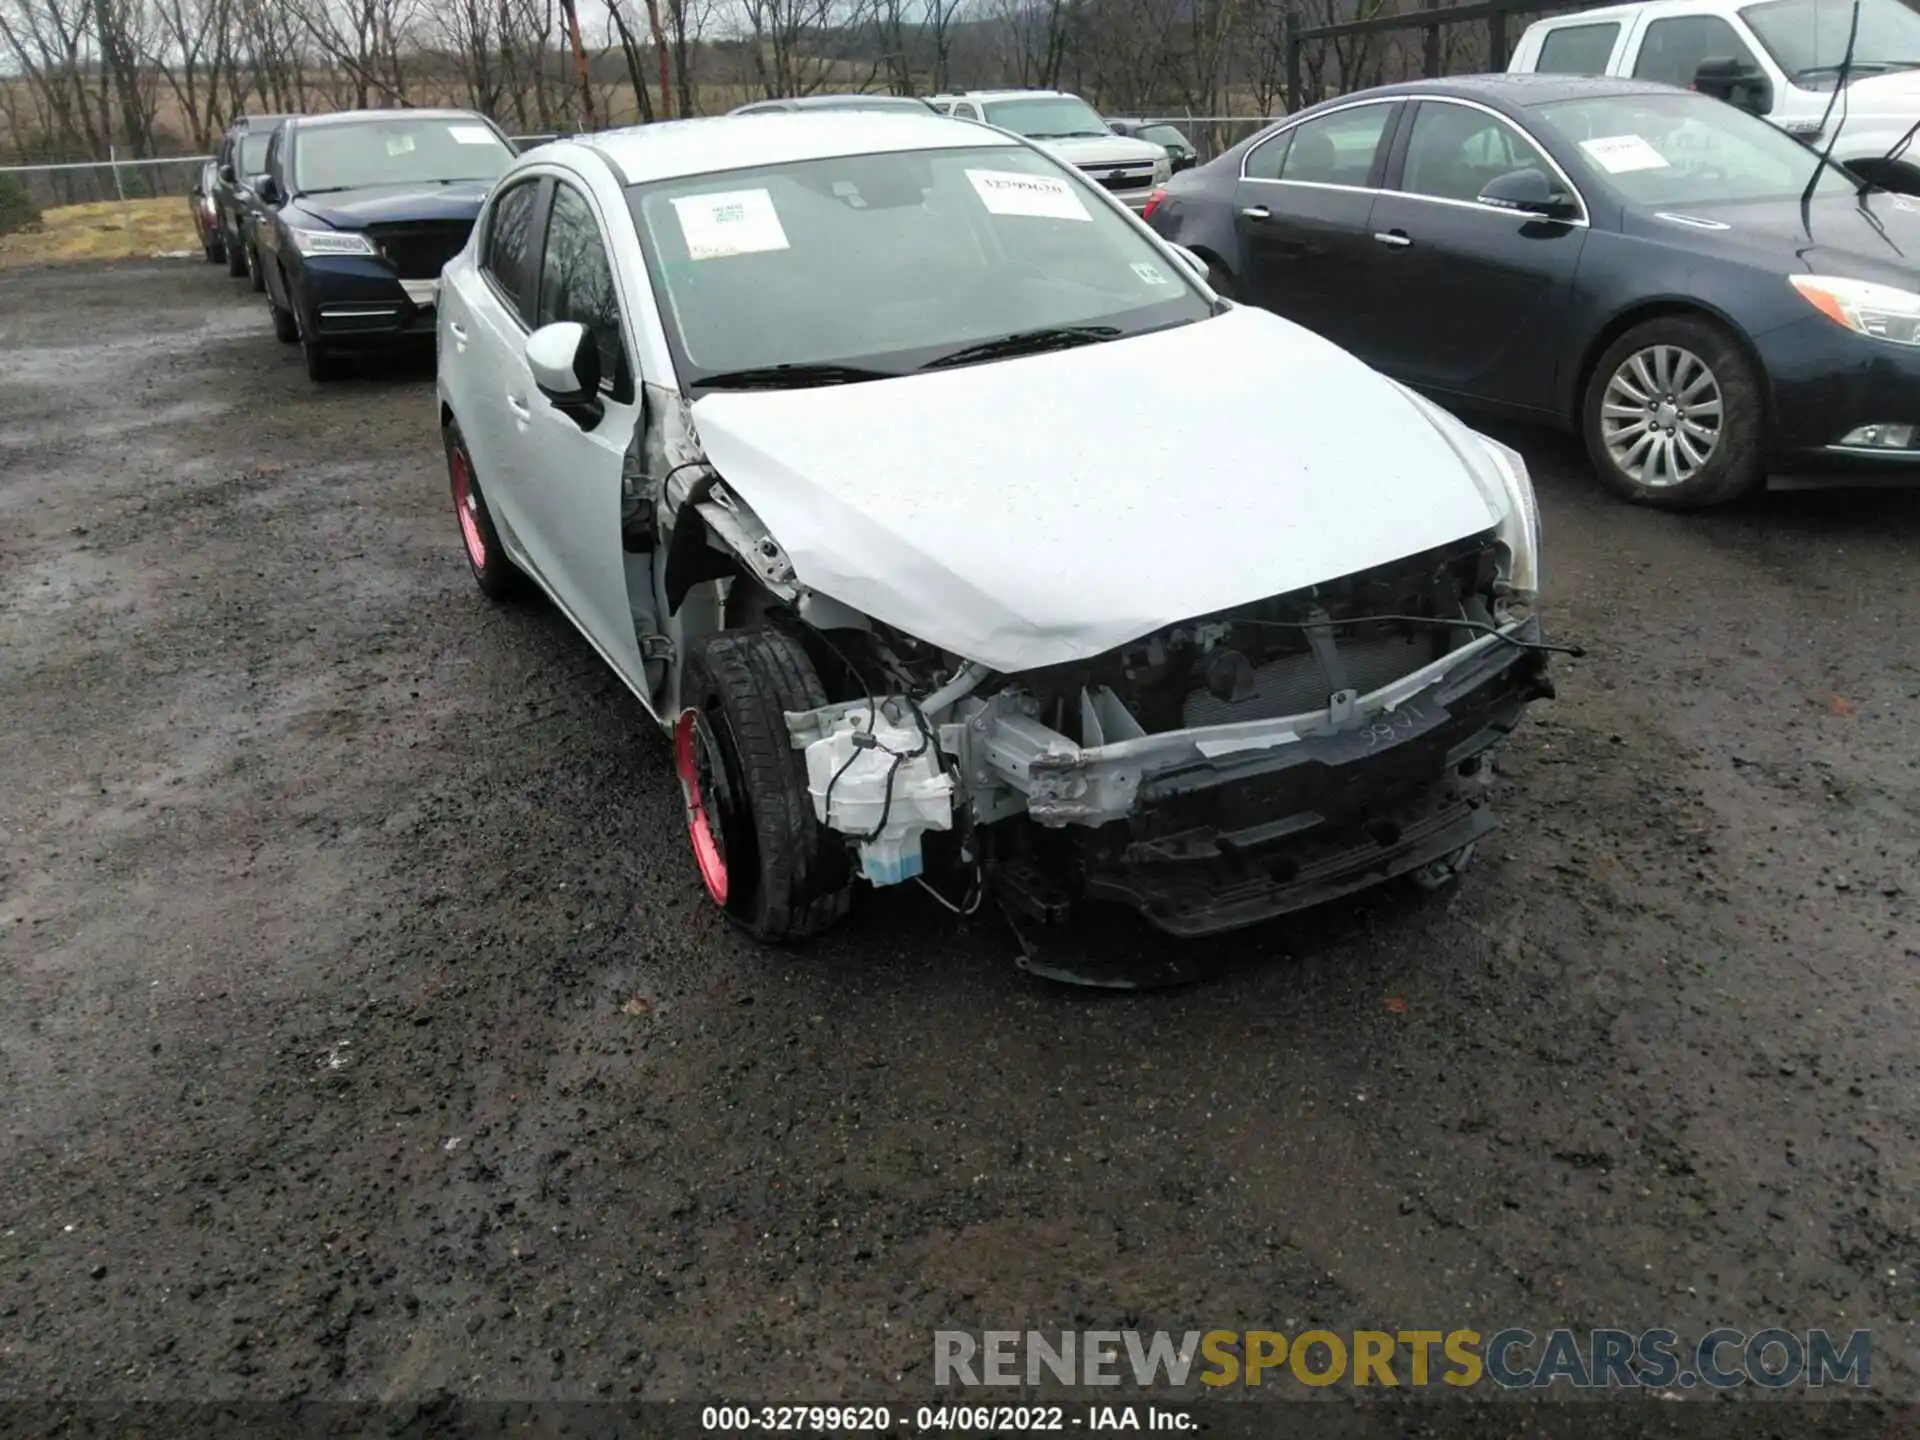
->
0, 197, 201, 269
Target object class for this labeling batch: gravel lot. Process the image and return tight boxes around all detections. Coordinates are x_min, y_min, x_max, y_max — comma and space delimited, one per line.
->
2, 259, 1918, 1412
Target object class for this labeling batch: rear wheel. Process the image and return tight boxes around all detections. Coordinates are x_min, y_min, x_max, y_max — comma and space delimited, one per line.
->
225, 227, 248, 278
202, 235, 223, 265
444, 419, 527, 602
1205, 261, 1239, 300
678, 630, 851, 943
245, 241, 267, 293
1582, 315, 1766, 509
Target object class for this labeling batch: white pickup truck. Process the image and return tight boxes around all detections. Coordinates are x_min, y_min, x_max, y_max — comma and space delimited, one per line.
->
1508, 0, 1920, 191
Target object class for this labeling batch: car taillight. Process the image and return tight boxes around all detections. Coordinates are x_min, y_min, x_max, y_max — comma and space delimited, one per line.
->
1142, 187, 1167, 221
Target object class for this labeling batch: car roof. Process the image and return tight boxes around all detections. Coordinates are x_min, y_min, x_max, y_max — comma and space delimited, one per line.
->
229, 114, 294, 130
1307, 71, 1677, 110
929, 89, 1073, 102
581, 111, 1020, 186
778, 93, 934, 109
292, 108, 491, 129
1522, 0, 1724, 27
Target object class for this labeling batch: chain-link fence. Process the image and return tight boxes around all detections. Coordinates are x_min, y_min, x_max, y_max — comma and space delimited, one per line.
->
0, 120, 1275, 213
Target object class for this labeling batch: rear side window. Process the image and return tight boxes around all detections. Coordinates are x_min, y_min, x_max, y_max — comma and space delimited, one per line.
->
1633, 15, 1763, 87
1537, 22, 1622, 74
537, 184, 630, 396
483, 179, 542, 323
1277, 104, 1393, 186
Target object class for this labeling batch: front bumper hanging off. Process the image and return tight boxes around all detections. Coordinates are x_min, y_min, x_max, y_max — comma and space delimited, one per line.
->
942, 617, 1554, 940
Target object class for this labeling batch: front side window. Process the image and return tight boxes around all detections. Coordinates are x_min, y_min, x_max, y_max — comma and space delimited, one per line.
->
1278, 104, 1393, 187
484, 179, 542, 321
1398, 103, 1554, 205
293, 116, 514, 193
628, 144, 1211, 382
1740, 0, 1920, 82
1632, 15, 1763, 88
1534, 90, 1854, 204
537, 184, 629, 393
1536, 22, 1622, 74
979, 95, 1110, 139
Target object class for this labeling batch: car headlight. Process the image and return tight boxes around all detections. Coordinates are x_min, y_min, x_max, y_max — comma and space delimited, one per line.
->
1152, 155, 1172, 185
1477, 433, 1540, 602
288, 226, 378, 257
1791, 274, 1920, 345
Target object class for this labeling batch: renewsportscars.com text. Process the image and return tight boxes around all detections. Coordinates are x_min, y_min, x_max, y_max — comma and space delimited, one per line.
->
934, 1327, 1871, 1390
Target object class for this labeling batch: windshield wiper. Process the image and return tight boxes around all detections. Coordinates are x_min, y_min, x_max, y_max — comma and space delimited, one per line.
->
920, 325, 1121, 371
693, 362, 899, 391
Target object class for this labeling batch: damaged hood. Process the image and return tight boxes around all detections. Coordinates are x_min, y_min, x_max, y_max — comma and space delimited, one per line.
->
692, 304, 1509, 673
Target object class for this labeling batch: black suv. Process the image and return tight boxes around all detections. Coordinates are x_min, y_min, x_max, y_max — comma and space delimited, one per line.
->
213, 113, 297, 286
251, 109, 517, 381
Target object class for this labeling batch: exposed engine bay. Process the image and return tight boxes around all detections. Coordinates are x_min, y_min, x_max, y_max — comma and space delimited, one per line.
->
773, 531, 1555, 939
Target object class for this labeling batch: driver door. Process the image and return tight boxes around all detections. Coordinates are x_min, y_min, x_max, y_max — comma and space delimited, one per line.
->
507, 177, 648, 689
1363, 99, 1588, 410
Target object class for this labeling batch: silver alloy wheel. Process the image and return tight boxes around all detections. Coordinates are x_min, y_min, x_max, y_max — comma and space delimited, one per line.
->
1600, 344, 1724, 488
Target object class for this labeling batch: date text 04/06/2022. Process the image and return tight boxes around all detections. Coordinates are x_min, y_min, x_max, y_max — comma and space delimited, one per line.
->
700, 1405, 1192, 1432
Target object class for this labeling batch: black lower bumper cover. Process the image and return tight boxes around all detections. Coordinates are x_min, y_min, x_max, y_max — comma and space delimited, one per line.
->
997, 631, 1550, 957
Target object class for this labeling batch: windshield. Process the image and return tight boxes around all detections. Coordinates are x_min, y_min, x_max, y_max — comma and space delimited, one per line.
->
1740, 0, 1920, 78
1533, 90, 1856, 204
628, 144, 1210, 383
238, 132, 274, 175
1139, 124, 1193, 149
293, 117, 513, 193
980, 96, 1110, 139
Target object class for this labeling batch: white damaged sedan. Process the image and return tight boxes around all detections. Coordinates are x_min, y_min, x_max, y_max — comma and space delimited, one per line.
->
435, 110, 1559, 949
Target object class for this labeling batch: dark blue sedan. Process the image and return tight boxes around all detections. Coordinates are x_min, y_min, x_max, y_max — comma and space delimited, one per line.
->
1145, 73, 1920, 508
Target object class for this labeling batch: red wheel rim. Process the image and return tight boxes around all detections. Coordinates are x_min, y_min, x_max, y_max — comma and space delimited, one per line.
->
449, 446, 487, 569
674, 709, 730, 906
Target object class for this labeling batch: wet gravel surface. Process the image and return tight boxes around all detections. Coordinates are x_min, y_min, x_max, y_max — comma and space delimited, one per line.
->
2, 260, 1918, 1411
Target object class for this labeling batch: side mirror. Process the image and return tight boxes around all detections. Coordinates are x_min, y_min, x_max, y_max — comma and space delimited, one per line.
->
252, 174, 281, 205
218, 162, 236, 185
527, 321, 604, 430
1478, 167, 1578, 220
1693, 56, 1774, 116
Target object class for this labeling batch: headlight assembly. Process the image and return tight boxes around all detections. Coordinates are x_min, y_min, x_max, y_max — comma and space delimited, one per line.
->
1152, 155, 1172, 185
288, 226, 378, 258
1477, 433, 1541, 602
1791, 274, 1920, 345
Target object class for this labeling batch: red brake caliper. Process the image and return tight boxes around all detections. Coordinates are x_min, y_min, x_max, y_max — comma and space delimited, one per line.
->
674, 709, 730, 906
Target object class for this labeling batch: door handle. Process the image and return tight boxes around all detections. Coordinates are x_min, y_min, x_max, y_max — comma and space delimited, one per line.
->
1373, 231, 1412, 248
1240, 204, 1272, 221
448, 321, 467, 342
506, 393, 530, 419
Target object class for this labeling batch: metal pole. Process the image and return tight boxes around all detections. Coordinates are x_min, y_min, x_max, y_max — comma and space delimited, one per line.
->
1489, 0, 1509, 71
1286, 9, 1302, 114
109, 143, 125, 203
1424, 0, 1441, 77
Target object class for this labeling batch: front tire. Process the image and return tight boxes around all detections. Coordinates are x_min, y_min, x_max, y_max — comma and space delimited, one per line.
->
245, 242, 267, 293
293, 295, 338, 382
678, 630, 851, 943
225, 227, 248, 278
444, 419, 527, 602
1582, 316, 1766, 509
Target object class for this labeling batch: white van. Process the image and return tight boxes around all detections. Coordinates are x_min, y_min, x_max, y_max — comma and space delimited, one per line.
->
1508, 0, 1920, 191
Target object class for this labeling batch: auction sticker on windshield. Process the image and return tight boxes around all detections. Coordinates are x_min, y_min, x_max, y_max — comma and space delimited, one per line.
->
966, 169, 1091, 221
449, 125, 497, 145
1580, 134, 1670, 174
671, 189, 791, 260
